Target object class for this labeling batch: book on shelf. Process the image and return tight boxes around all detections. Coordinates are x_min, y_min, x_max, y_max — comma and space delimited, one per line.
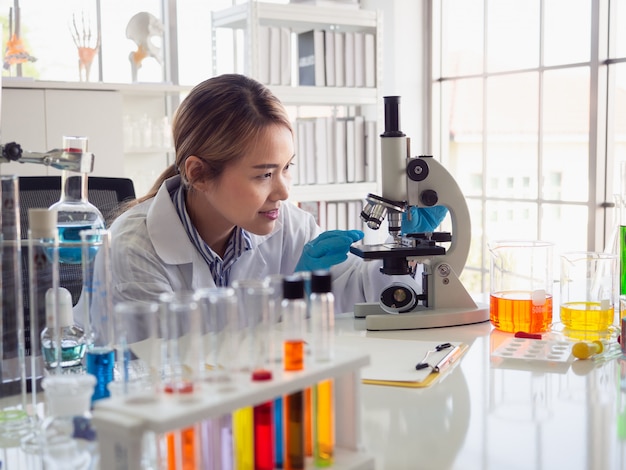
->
326, 201, 338, 231
353, 31, 365, 88
337, 201, 348, 230
303, 119, 316, 184
345, 117, 356, 182
364, 32, 376, 88
314, 116, 329, 184
334, 31, 345, 87
324, 29, 336, 87
344, 31, 355, 87
334, 117, 347, 183
298, 29, 326, 86
325, 117, 336, 183
258, 25, 271, 84
354, 115, 365, 182
280, 26, 292, 86
365, 119, 377, 182
269, 26, 282, 85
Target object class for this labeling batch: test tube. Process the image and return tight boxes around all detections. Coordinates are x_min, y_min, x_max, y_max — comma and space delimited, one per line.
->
159, 290, 203, 393
195, 287, 237, 470
112, 300, 160, 398
82, 229, 115, 404
264, 273, 284, 469
159, 291, 202, 469
231, 279, 275, 469
310, 270, 335, 466
282, 275, 306, 470
195, 287, 238, 383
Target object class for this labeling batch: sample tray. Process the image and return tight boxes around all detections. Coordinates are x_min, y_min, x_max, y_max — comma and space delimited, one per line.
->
491, 337, 574, 372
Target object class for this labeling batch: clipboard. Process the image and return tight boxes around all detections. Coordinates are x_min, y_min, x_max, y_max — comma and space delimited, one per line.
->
335, 336, 469, 388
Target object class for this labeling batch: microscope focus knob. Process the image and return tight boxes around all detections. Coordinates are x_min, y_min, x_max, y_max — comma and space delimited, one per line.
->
420, 189, 439, 207
407, 158, 428, 181
2, 142, 22, 161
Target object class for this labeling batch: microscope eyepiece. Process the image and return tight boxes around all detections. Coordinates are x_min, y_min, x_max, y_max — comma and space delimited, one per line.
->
382, 96, 405, 138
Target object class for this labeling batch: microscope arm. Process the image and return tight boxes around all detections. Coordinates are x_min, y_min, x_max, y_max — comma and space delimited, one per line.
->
0, 142, 95, 173
406, 155, 471, 276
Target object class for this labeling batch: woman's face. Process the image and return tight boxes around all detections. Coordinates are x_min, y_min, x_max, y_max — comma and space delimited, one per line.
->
193, 124, 294, 237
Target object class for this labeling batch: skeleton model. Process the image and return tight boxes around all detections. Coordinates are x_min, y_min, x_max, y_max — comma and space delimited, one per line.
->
69, 11, 100, 82
126, 12, 164, 82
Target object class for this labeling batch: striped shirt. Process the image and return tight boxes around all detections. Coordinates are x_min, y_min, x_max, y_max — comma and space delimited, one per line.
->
171, 184, 252, 286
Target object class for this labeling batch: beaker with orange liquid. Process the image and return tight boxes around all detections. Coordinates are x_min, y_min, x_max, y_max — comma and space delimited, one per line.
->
489, 240, 554, 333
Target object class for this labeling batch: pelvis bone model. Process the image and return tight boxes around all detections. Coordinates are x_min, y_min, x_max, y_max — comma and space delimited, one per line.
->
126, 11, 164, 82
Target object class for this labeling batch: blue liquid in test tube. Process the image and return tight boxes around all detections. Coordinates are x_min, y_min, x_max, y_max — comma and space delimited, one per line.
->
274, 396, 284, 468
86, 346, 115, 402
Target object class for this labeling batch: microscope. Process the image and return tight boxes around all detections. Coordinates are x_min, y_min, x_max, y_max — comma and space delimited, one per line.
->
350, 96, 489, 331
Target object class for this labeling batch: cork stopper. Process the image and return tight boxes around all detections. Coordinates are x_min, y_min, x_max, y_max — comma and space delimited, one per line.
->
28, 208, 57, 239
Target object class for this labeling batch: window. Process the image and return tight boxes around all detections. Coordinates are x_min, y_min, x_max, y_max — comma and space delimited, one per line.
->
0, 0, 227, 85
432, 0, 626, 294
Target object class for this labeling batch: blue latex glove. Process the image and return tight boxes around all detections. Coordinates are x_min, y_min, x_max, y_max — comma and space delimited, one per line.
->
295, 229, 364, 272
401, 206, 448, 234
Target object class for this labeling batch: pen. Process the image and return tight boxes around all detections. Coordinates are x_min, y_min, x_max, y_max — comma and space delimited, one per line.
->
433, 345, 463, 373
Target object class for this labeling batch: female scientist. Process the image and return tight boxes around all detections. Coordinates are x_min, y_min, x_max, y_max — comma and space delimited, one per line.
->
88, 74, 444, 340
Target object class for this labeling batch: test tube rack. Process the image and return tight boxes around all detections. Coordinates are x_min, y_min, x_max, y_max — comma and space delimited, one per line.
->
92, 348, 373, 470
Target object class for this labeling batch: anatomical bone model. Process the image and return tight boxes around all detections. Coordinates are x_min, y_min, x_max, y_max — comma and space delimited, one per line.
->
126, 11, 164, 82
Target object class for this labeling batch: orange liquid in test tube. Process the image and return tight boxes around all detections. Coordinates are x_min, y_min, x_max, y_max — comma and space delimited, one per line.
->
284, 339, 304, 371
305, 387, 312, 456
166, 427, 198, 470
314, 379, 334, 467
285, 390, 305, 470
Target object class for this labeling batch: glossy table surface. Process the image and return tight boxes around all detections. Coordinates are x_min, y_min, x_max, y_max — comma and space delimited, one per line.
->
2, 312, 625, 470
335, 312, 626, 470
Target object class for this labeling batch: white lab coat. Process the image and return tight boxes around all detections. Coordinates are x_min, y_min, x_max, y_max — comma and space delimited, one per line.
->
84, 175, 418, 343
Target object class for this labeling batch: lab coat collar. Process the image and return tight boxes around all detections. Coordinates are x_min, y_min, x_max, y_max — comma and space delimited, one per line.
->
146, 175, 281, 266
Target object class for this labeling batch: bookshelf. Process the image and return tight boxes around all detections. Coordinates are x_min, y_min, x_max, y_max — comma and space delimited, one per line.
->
211, 1, 384, 231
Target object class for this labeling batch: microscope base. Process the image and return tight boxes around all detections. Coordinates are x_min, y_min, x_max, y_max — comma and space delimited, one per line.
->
354, 302, 490, 331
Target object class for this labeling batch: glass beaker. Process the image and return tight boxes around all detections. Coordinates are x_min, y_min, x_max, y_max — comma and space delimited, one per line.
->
489, 240, 554, 333
560, 251, 617, 340
49, 136, 105, 264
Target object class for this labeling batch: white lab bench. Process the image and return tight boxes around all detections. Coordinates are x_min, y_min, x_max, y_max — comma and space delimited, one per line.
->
1, 312, 625, 469
335, 313, 626, 470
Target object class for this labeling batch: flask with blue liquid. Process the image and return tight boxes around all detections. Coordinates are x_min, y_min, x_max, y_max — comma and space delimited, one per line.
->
49, 136, 105, 265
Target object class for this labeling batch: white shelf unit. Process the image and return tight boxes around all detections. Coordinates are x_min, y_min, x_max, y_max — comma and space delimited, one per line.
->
92, 349, 373, 470
211, 1, 384, 214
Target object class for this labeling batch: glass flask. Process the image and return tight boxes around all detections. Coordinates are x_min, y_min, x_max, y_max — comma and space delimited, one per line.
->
41, 287, 87, 371
40, 374, 98, 470
49, 136, 105, 264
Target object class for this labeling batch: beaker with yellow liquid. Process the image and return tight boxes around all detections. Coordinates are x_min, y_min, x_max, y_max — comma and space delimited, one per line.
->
489, 240, 554, 333
560, 251, 617, 340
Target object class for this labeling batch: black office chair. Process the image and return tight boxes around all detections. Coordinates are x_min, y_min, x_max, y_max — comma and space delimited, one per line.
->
2, 176, 136, 368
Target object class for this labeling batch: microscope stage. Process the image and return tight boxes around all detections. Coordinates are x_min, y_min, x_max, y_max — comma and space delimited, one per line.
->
350, 243, 446, 260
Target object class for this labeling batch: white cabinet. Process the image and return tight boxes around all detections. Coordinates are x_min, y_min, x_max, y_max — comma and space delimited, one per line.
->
0, 80, 190, 196
92, 349, 374, 470
211, 2, 383, 230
